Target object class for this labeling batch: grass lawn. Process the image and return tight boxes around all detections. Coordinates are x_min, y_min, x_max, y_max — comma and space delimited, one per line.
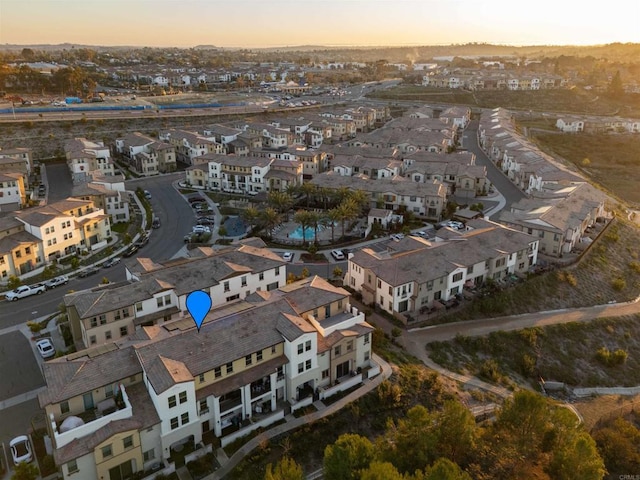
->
530, 132, 640, 205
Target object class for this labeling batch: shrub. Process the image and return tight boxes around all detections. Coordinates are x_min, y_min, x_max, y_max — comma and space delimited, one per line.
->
612, 278, 627, 291
27, 321, 44, 334
596, 347, 628, 367
565, 272, 578, 287
7, 275, 22, 290
479, 359, 501, 382
629, 261, 640, 274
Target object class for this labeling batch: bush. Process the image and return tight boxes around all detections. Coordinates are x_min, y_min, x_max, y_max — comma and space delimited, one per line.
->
479, 359, 501, 382
612, 278, 627, 291
595, 347, 628, 367
27, 321, 44, 334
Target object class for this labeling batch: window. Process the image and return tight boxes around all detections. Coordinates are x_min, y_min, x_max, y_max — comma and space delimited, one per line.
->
135, 302, 143, 312
214, 367, 222, 378
99, 314, 106, 325
322, 369, 329, 379
143, 449, 155, 462
123, 435, 133, 449
256, 350, 263, 361
181, 412, 189, 425
297, 344, 304, 354
271, 345, 277, 354
179, 391, 187, 404
364, 333, 370, 344
305, 359, 311, 370
275, 267, 280, 276
120, 326, 128, 337
334, 346, 341, 356
241, 276, 247, 287
298, 362, 304, 374
199, 373, 205, 383
89, 335, 96, 345
364, 350, 370, 361
223, 281, 230, 292
90, 317, 97, 328
453, 272, 463, 282
199, 399, 208, 414
170, 417, 179, 430
305, 340, 311, 351
467, 265, 474, 274
67, 460, 78, 474
259, 273, 264, 281
168, 395, 177, 408
347, 340, 353, 351
226, 362, 233, 374
61, 401, 70, 415
388, 286, 392, 295
102, 445, 112, 459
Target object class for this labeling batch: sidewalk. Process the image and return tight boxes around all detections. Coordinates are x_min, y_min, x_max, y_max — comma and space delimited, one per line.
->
205, 353, 392, 479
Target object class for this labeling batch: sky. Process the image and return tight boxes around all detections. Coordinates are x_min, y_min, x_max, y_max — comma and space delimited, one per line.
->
1, 0, 639, 48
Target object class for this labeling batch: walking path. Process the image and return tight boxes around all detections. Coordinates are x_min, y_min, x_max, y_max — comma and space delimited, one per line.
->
205, 353, 392, 480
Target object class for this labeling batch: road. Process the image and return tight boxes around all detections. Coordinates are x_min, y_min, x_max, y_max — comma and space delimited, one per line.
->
461, 120, 527, 212
44, 163, 74, 202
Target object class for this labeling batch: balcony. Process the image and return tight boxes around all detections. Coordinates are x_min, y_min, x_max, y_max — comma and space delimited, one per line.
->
51, 384, 132, 449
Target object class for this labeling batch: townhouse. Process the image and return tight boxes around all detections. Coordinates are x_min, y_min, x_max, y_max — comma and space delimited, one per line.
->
330, 154, 402, 179
498, 182, 607, 257
239, 122, 294, 149
0, 216, 41, 278
64, 243, 287, 349
65, 138, 115, 183
422, 71, 567, 90
16, 198, 112, 262
0, 147, 32, 180
40, 275, 375, 480
0, 172, 27, 211
556, 116, 640, 134
115, 133, 177, 175
159, 130, 223, 165
310, 172, 447, 220
71, 182, 131, 224
345, 218, 539, 320
252, 148, 328, 180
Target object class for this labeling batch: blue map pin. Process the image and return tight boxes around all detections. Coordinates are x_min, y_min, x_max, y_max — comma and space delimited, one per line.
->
186, 291, 212, 332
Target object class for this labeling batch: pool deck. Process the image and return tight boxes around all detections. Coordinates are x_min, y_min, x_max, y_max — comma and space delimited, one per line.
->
272, 221, 339, 246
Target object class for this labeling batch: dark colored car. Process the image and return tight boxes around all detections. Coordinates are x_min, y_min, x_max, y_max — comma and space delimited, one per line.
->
122, 245, 139, 257
78, 267, 100, 278
152, 218, 161, 229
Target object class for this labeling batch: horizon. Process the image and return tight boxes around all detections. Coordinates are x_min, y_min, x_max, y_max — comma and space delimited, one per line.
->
1, 0, 639, 49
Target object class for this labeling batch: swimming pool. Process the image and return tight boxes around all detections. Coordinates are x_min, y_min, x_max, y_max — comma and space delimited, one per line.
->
289, 226, 316, 240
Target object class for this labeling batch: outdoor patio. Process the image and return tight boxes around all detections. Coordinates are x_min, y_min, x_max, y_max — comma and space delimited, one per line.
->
271, 219, 366, 246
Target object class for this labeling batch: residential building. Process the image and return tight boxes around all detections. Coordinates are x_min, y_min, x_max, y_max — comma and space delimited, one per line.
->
0, 172, 27, 211
498, 183, 607, 257
16, 198, 111, 262
345, 218, 539, 321
159, 130, 223, 165
71, 182, 131, 224
0, 216, 41, 278
41, 276, 375, 480
65, 138, 115, 183
115, 133, 177, 175
64, 243, 288, 349
0, 147, 32, 179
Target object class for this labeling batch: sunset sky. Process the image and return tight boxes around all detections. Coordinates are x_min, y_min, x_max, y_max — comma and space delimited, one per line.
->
1, 0, 639, 48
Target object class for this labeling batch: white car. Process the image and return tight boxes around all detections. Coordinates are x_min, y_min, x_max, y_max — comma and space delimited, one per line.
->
36, 338, 56, 359
10, 436, 32, 464
45, 275, 69, 289
282, 252, 293, 262
192, 225, 211, 234
331, 250, 345, 260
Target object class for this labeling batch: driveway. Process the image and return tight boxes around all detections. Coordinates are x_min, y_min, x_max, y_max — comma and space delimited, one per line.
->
44, 163, 74, 202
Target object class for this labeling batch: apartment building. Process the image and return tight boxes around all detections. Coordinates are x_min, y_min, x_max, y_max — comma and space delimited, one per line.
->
65, 138, 115, 183
115, 133, 177, 175
16, 198, 111, 262
345, 218, 539, 321
0, 172, 27, 211
0, 216, 41, 278
252, 148, 328, 180
0, 147, 32, 179
71, 182, 131, 224
159, 130, 223, 165
498, 183, 607, 257
310, 172, 447, 220
64, 244, 287, 349
41, 276, 374, 480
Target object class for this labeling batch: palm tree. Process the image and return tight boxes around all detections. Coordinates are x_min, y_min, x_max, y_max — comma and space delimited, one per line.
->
307, 210, 321, 245
348, 189, 370, 215
261, 207, 280, 239
293, 210, 314, 246
326, 208, 341, 243
338, 200, 359, 239
267, 191, 294, 221
300, 182, 317, 208
242, 206, 260, 231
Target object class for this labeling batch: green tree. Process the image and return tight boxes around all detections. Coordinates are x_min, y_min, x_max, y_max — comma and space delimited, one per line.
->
293, 209, 314, 246
495, 390, 550, 459
359, 461, 405, 480
593, 417, 640, 475
324, 433, 375, 480
264, 456, 304, 480
422, 458, 471, 480
11, 461, 39, 480
218, 226, 227, 238
326, 208, 341, 242
300, 181, 317, 208
433, 400, 477, 465
260, 207, 280, 239
267, 191, 294, 220
7, 275, 22, 289
333, 266, 344, 281
242, 206, 260, 228
547, 431, 605, 480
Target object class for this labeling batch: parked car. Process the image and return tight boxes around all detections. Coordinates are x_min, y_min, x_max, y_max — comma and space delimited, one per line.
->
10, 436, 32, 464
331, 249, 345, 260
44, 275, 69, 289
152, 218, 161, 229
122, 244, 139, 257
144, 190, 152, 200
5, 284, 46, 301
103, 257, 121, 268
36, 338, 56, 359
282, 252, 293, 262
192, 225, 211, 234
78, 267, 100, 278
134, 235, 149, 248
196, 217, 215, 226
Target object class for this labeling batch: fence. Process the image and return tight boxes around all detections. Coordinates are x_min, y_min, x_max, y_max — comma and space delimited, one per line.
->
220, 410, 285, 448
